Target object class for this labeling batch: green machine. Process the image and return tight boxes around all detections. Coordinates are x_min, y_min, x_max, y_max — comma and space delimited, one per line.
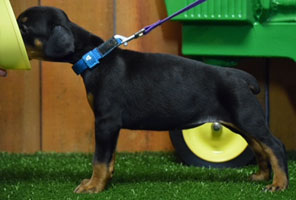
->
165, 0, 296, 167
166, 0, 296, 60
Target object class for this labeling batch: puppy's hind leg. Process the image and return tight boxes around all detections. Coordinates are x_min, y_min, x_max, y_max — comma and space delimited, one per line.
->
220, 122, 271, 181
74, 118, 120, 194
248, 138, 271, 181
233, 99, 288, 191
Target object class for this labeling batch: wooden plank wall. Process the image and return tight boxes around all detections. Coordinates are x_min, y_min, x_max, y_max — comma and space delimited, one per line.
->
1, 0, 296, 153
0, 0, 40, 153
40, 0, 114, 153
269, 59, 296, 150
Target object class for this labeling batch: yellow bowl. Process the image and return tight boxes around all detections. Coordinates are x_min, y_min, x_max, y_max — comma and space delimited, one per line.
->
0, 0, 31, 70
183, 123, 248, 163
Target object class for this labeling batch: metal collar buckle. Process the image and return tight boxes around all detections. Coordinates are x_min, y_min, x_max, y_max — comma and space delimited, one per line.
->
114, 28, 145, 46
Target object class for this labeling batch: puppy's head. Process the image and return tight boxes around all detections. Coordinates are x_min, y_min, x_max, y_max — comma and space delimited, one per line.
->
17, 6, 75, 61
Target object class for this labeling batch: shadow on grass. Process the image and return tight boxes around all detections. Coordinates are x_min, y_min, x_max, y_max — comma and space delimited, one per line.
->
113, 169, 254, 184
0, 164, 258, 186
4, 151, 294, 187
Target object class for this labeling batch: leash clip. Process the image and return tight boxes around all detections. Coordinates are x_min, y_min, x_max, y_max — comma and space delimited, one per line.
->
114, 28, 145, 46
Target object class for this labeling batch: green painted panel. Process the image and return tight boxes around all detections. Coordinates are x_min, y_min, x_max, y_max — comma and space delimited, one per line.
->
165, 0, 255, 23
182, 22, 296, 61
165, 0, 296, 61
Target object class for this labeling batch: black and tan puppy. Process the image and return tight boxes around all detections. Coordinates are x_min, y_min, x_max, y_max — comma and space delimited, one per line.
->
17, 6, 288, 193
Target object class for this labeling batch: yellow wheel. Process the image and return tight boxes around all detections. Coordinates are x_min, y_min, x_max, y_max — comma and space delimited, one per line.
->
170, 123, 254, 167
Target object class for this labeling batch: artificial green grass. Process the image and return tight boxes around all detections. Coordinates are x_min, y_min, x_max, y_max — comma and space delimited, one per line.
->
0, 152, 295, 200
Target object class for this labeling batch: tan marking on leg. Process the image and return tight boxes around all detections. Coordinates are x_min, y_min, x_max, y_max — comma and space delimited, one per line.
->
249, 139, 270, 181
219, 121, 243, 133
219, 121, 237, 130
219, 121, 288, 191
109, 153, 116, 178
219, 122, 272, 182
262, 144, 288, 192
74, 163, 111, 193
87, 93, 94, 110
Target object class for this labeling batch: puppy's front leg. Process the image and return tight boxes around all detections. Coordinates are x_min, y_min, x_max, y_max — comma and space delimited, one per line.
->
74, 119, 119, 193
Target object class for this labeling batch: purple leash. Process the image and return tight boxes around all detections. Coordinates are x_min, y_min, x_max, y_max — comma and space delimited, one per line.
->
143, 0, 207, 35
114, 0, 207, 46
73, 0, 207, 75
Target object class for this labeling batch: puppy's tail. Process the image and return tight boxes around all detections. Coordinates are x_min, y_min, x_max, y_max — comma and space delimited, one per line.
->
238, 70, 261, 95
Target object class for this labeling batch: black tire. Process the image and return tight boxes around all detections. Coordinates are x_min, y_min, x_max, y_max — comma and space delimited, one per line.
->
170, 124, 255, 168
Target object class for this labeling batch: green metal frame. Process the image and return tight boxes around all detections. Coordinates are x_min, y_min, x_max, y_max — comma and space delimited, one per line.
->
165, 0, 256, 23
165, 0, 296, 61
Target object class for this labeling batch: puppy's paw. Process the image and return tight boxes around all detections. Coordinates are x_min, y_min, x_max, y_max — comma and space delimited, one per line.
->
74, 178, 105, 194
264, 183, 288, 192
250, 172, 270, 182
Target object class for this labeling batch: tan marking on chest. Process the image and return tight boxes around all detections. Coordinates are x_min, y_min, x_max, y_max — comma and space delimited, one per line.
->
34, 39, 43, 49
87, 93, 94, 110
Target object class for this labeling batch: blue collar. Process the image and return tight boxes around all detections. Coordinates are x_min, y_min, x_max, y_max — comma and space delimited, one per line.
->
72, 37, 123, 75
72, 0, 207, 75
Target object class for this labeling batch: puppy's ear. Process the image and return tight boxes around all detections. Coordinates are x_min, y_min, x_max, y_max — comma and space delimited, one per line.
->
44, 25, 74, 58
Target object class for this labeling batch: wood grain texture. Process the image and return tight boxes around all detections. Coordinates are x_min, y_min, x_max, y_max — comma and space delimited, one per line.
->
235, 58, 296, 150
116, 0, 181, 152
269, 59, 296, 150
0, 0, 40, 153
116, 0, 182, 54
40, 0, 114, 152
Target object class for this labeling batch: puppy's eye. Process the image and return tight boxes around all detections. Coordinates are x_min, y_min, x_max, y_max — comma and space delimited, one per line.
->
21, 17, 28, 23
